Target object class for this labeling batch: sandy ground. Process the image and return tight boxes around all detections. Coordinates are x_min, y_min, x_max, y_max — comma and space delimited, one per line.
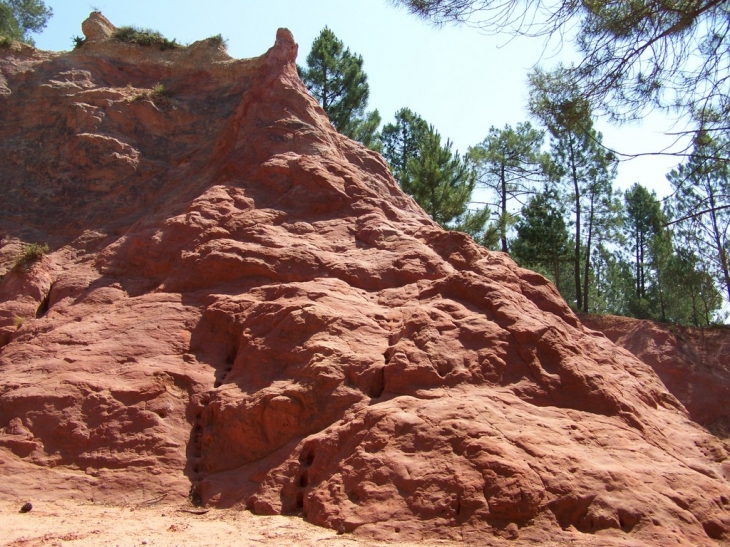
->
0, 498, 634, 547
0, 499, 470, 547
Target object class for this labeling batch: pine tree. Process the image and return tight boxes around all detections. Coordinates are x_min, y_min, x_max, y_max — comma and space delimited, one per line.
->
658, 240, 723, 326
468, 122, 547, 253
391, 0, 730, 139
407, 125, 485, 230
380, 108, 429, 193
299, 27, 380, 148
512, 187, 572, 296
667, 132, 730, 301
529, 66, 618, 312
589, 243, 634, 317
624, 183, 664, 304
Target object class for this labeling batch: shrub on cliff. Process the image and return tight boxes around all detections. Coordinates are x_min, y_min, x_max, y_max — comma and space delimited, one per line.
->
113, 25, 178, 50
14, 242, 48, 269
206, 33, 227, 50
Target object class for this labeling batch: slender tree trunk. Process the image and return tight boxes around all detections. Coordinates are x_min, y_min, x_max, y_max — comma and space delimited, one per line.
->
639, 231, 645, 298
582, 194, 595, 313
707, 181, 730, 300
500, 164, 508, 252
634, 228, 641, 298
656, 252, 667, 322
400, 126, 407, 176
321, 67, 329, 111
569, 140, 582, 310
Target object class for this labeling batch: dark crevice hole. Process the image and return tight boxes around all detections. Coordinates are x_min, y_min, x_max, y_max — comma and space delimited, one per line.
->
36, 284, 53, 318
369, 366, 385, 398
189, 485, 203, 507
299, 449, 315, 467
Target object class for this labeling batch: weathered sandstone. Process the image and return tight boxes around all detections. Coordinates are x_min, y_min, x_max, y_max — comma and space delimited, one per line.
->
0, 15, 729, 545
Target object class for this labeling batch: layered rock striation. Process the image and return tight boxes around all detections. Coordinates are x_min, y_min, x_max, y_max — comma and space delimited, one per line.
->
1, 14, 729, 545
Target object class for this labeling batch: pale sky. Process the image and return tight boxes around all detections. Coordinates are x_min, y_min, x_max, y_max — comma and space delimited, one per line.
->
32, 0, 689, 200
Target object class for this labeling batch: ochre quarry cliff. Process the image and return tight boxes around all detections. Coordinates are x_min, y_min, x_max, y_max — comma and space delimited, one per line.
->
1, 14, 729, 546
581, 314, 730, 442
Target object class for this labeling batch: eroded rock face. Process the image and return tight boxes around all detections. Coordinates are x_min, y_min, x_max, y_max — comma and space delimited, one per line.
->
1, 15, 729, 545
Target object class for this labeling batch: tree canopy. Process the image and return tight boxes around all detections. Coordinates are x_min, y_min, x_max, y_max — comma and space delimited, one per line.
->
406, 124, 478, 226
667, 132, 730, 301
529, 67, 618, 312
512, 187, 572, 293
391, 0, 730, 136
380, 108, 430, 192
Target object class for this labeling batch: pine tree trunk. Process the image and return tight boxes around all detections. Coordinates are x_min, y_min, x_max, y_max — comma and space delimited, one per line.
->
582, 194, 595, 313
707, 181, 730, 300
639, 231, 645, 298
656, 255, 667, 322
569, 141, 582, 310
635, 228, 641, 298
500, 164, 508, 253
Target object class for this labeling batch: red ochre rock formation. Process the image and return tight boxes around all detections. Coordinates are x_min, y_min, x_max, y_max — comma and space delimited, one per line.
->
581, 314, 730, 439
0, 13, 729, 545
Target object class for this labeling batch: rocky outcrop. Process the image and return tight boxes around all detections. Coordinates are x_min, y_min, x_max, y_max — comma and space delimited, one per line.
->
0, 14, 729, 545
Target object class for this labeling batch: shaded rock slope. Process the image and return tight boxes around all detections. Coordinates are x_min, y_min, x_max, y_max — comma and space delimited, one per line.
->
1, 13, 729, 545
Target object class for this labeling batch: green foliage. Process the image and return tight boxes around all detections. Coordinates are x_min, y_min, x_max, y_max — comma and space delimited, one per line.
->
406, 124, 481, 230
380, 109, 488, 241
589, 244, 635, 317
349, 109, 382, 151
391, 0, 730, 138
114, 25, 179, 50
14, 242, 49, 269
152, 83, 172, 97
667, 132, 730, 303
624, 183, 664, 303
0, 3, 21, 42
381, 108, 430, 189
132, 83, 175, 106
659, 244, 724, 327
72, 35, 85, 49
299, 27, 380, 149
512, 187, 573, 296
452, 206, 494, 246
0, 0, 51, 45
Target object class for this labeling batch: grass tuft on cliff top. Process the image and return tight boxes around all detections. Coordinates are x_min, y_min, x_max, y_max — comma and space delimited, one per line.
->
114, 26, 179, 50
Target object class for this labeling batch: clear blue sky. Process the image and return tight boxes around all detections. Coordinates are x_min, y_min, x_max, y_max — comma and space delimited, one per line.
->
32, 0, 687, 199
